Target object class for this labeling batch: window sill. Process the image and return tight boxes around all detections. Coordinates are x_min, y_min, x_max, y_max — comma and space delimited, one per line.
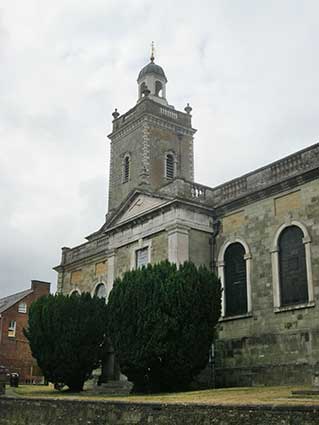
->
274, 301, 315, 313
219, 312, 253, 322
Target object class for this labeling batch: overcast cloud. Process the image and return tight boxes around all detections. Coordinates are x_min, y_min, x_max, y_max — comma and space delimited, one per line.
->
1, 1, 318, 297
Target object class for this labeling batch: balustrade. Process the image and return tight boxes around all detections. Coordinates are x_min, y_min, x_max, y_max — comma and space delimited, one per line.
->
191, 184, 206, 199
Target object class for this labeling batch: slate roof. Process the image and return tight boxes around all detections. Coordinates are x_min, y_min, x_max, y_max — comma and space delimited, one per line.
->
137, 61, 167, 82
0, 289, 33, 314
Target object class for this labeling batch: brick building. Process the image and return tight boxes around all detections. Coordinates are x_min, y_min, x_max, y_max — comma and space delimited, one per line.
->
0, 280, 50, 383
55, 54, 319, 387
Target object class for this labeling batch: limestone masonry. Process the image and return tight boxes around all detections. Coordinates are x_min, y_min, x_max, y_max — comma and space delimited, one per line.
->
2, 398, 319, 425
54, 54, 319, 387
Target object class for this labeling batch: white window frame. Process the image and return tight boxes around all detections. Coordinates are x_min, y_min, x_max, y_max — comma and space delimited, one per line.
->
217, 238, 252, 319
271, 219, 314, 312
8, 320, 16, 338
18, 302, 27, 313
135, 247, 149, 269
131, 239, 152, 270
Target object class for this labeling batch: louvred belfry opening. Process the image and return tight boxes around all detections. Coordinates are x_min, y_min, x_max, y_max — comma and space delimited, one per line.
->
166, 154, 175, 179
123, 156, 130, 183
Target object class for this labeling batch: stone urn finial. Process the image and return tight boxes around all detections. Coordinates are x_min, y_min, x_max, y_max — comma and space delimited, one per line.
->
184, 103, 192, 114
112, 108, 120, 119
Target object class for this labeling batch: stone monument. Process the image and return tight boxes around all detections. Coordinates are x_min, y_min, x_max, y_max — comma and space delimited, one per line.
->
0, 366, 9, 396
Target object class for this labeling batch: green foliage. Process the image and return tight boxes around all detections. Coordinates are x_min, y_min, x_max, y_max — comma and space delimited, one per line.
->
24, 293, 108, 392
108, 261, 221, 392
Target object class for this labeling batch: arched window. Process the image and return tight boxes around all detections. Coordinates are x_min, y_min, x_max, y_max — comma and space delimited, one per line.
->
271, 221, 314, 310
224, 243, 247, 316
123, 155, 130, 183
165, 153, 175, 179
155, 80, 163, 97
95, 283, 107, 299
278, 226, 308, 306
139, 82, 147, 98
69, 288, 81, 296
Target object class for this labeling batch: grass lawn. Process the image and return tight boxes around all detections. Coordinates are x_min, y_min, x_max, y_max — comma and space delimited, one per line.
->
5, 384, 319, 406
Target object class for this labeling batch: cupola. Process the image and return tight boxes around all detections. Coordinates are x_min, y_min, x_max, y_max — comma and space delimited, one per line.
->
137, 44, 168, 106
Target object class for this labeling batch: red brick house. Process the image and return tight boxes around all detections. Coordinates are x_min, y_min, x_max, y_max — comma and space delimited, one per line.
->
0, 280, 50, 383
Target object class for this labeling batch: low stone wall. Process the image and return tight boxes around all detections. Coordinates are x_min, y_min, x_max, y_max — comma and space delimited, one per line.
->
1, 397, 319, 425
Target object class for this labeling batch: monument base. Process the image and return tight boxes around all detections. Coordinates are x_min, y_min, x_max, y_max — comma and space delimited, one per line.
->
92, 380, 133, 395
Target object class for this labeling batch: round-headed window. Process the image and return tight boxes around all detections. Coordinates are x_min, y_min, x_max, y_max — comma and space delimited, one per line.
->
95, 283, 107, 299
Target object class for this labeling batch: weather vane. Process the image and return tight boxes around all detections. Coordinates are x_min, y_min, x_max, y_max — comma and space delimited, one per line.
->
150, 41, 155, 62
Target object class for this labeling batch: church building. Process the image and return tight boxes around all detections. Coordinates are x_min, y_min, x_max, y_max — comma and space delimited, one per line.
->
54, 53, 319, 387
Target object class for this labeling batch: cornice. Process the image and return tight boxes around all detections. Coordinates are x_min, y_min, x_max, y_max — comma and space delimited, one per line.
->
55, 250, 110, 271
109, 112, 195, 142
104, 197, 214, 236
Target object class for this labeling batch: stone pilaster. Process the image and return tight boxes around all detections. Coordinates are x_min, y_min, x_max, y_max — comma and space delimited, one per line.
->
106, 249, 116, 296
167, 224, 190, 266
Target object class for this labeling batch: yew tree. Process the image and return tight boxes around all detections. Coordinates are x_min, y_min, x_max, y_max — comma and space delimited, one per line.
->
24, 293, 108, 392
108, 261, 221, 392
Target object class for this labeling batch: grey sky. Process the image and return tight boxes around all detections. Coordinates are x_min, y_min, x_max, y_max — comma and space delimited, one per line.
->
1, 1, 318, 297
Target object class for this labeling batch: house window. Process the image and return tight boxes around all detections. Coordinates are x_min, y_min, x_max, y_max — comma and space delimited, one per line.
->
136, 247, 149, 269
18, 303, 27, 313
224, 242, 248, 317
165, 153, 175, 179
95, 283, 107, 299
123, 155, 130, 183
8, 320, 16, 338
278, 225, 308, 306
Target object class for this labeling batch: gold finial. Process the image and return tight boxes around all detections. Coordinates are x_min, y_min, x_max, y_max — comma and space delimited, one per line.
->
150, 41, 155, 62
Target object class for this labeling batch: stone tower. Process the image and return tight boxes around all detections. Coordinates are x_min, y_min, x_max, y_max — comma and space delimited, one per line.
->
107, 53, 197, 212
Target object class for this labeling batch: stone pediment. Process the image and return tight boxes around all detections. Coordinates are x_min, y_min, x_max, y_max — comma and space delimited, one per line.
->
110, 193, 171, 227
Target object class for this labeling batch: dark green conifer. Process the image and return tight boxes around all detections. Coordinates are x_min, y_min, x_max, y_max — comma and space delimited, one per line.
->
108, 261, 221, 392
24, 293, 108, 392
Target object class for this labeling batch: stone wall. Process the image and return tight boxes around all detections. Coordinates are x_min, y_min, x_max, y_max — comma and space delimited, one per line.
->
1, 398, 319, 425
150, 231, 169, 264
148, 126, 194, 189
60, 257, 108, 295
189, 229, 212, 268
108, 121, 145, 211
215, 178, 319, 386
115, 243, 133, 278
